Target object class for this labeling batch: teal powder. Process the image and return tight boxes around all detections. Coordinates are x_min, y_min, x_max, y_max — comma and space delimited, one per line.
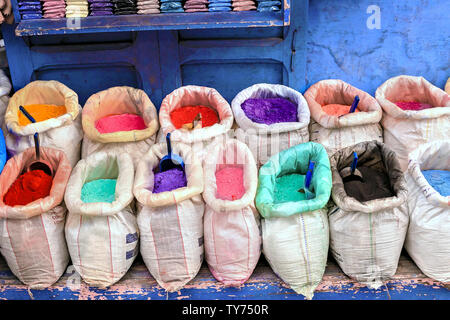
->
422, 170, 450, 197
81, 179, 117, 203
274, 173, 307, 203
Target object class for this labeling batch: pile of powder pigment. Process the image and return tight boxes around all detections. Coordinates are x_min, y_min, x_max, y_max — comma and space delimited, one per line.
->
153, 167, 187, 193
395, 101, 434, 111
421, 170, 450, 197
274, 173, 307, 203
322, 103, 360, 116
241, 97, 298, 125
215, 166, 245, 201
170, 106, 219, 129
343, 166, 394, 202
81, 179, 117, 203
18, 104, 67, 126
3, 170, 53, 206
95, 114, 147, 134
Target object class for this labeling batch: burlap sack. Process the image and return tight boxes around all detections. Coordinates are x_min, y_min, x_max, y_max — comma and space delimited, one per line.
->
65, 151, 138, 288
157, 85, 234, 162
4, 80, 83, 167
82, 86, 159, 165
0, 147, 72, 289
304, 79, 383, 156
203, 139, 260, 286
329, 140, 408, 289
133, 142, 204, 292
231, 83, 310, 167
404, 140, 449, 283
375, 75, 450, 171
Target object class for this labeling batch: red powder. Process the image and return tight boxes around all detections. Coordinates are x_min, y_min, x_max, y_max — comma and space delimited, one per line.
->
3, 170, 53, 206
322, 103, 360, 116
395, 101, 433, 111
170, 105, 219, 129
215, 166, 245, 201
95, 113, 147, 134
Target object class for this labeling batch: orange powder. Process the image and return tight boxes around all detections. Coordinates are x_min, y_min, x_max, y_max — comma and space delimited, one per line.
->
322, 104, 360, 117
18, 104, 67, 126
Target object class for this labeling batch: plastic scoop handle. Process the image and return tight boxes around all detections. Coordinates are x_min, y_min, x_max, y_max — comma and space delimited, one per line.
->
305, 161, 315, 189
166, 132, 172, 158
349, 95, 360, 113
351, 152, 358, 175
19, 106, 40, 160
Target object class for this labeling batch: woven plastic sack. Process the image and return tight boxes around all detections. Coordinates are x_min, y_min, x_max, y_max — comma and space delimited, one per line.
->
134, 142, 204, 292
304, 79, 383, 156
157, 85, 234, 162
329, 140, 408, 289
65, 151, 138, 288
82, 86, 159, 165
375, 75, 450, 171
203, 139, 260, 286
4, 80, 83, 167
231, 83, 310, 167
445, 77, 450, 95
404, 140, 449, 283
0, 68, 11, 130
0, 147, 72, 289
256, 142, 332, 299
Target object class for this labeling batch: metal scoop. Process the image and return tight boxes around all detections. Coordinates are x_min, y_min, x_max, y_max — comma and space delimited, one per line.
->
159, 132, 185, 173
298, 160, 316, 200
340, 152, 363, 183
19, 106, 53, 176
181, 113, 202, 131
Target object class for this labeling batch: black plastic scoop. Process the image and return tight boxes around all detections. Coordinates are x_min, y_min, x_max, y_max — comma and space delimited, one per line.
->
19, 106, 53, 176
159, 132, 185, 173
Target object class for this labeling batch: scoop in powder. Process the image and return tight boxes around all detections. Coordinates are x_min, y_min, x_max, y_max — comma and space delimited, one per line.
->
153, 167, 187, 193
395, 101, 434, 111
95, 113, 147, 134
215, 166, 245, 201
170, 106, 219, 129
322, 104, 360, 116
18, 104, 67, 126
81, 179, 117, 203
343, 166, 394, 202
241, 97, 298, 125
422, 169, 450, 197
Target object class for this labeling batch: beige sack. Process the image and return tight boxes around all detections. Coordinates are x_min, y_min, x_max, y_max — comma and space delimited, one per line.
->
375, 75, 450, 171
65, 151, 138, 288
4, 80, 83, 167
203, 139, 261, 286
82, 86, 159, 165
304, 79, 383, 156
134, 142, 204, 292
0, 147, 72, 289
231, 83, 310, 167
157, 85, 234, 162
0, 69, 11, 131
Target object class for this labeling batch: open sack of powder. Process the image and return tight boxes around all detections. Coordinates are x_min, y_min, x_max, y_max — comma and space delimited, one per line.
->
5, 80, 83, 168
404, 140, 449, 284
133, 142, 204, 292
375, 75, 450, 171
157, 85, 234, 162
202, 139, 261, 287
231, 83, 310, 167
328, 140, 408, 289
0, 147, 72, 289
82, 86, 159, 166
304, 79, 383, 156
64, 151, 138, 288
255, 142, 332, 300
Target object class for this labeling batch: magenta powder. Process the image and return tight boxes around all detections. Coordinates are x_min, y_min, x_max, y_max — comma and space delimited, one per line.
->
395, 101, 434, 111
241, 97, 298, 125
95, 113, 147, 134
153, 167, 187, 193
216, 166, 245, 201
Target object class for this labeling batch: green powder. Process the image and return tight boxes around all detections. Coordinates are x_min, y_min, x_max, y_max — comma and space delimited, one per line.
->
81, 179, 117, 203
274, 173, 307, 203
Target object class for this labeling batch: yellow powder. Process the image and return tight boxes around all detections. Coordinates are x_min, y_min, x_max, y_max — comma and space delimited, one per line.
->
18, 104, 67, 126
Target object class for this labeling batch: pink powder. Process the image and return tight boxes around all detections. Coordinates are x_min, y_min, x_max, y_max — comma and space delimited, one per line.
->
215, 166, 245, 201
395, 101, 434, 111
95, 113, 147, 134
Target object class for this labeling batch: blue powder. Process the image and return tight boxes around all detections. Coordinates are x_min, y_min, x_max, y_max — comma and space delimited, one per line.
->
81, 179, 117, 203
422, 170, 450, 197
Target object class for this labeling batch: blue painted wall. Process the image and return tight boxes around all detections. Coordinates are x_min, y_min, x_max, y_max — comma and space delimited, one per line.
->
305, 0, 450, 95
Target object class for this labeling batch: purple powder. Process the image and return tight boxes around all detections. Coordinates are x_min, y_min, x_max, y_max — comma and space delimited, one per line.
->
153, 168, 187, 194
241, 97, 298, 125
